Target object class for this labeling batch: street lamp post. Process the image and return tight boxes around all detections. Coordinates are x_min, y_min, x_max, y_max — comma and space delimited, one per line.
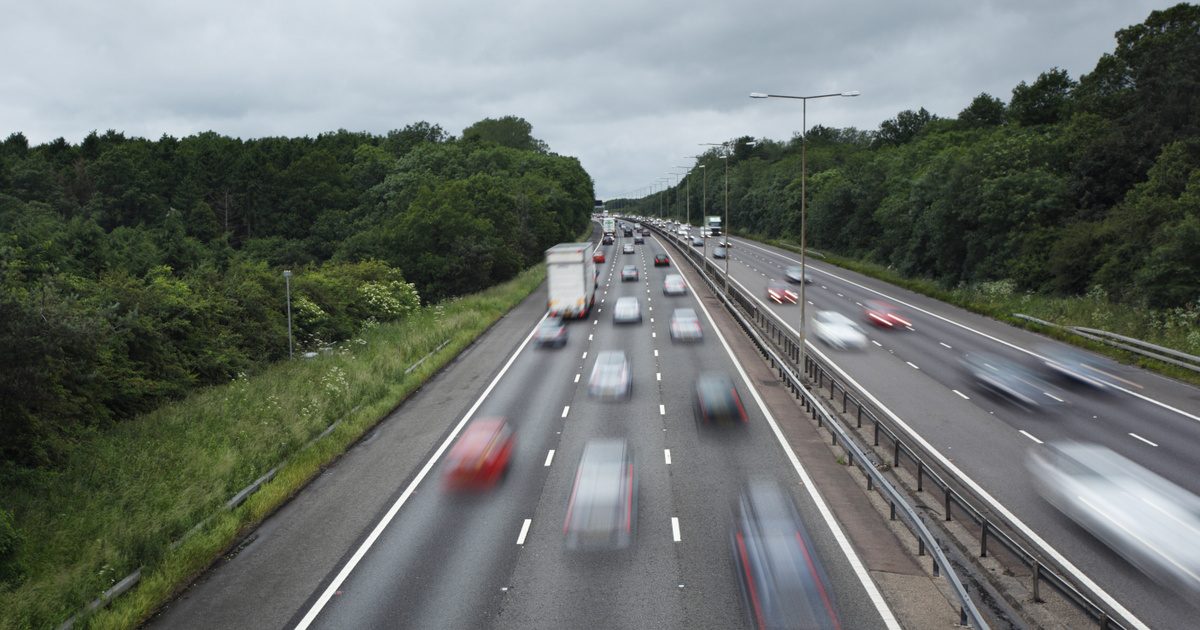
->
283, 270, 294, 359
750, 90, 859, 368
676, 166, 691, 227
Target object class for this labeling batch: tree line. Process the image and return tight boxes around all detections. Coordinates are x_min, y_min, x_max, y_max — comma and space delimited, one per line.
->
626, 3, 1199, 311
0, 116, 593, 469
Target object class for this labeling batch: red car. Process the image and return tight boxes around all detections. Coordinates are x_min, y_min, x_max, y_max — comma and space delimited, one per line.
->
653, 252, 670, 266
863, 300, 912, 329
444, 417, 515, 490
593, 252, 606, 263
766, 280, 798, 304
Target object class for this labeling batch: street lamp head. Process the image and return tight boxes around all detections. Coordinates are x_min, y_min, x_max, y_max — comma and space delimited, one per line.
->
283, 270, 292, 278
699, 164, 706, 168
841, 91, 861, 97
749, 92, 769, 99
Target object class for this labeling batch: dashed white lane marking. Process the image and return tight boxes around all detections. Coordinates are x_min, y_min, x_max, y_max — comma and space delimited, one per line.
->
671, 517, 681, 542
561, 406, 570, 418
659, 404, 666, 415
582, 351, 587, 359
650, 318, 655, 323
1129, 433, 1159, 447
657, 372, 662, 381
574, 373, 580, 383
939, 342, 952, 349
807, 300, 814, 305
588, 334, 593, 341
654, 349, 659, 357
593, 320, 598, 325
652, 332, 657, 338
906, 361, 920, 370
516, 518, 532, 545
837, 293, 844, 297
664, 449, 672, 465
1043, 392, 1064, 402
544, 450, 555, 466
952, 389, 970, 400
871, 340, 882, 347
1019, 430, 1043, 444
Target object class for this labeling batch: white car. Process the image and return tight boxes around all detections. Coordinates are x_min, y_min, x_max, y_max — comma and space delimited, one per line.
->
810, 310, 867, 350
663, 274, 687, 296
613, 296, 642, 324
669, 308, 703, 342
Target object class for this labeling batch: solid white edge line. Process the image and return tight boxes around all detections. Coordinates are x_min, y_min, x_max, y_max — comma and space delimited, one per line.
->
664, 448, 672, 465
294, 312, 547, 630
673, 264, 900, 629
722, 266, 1150, 630
561, 405, 570, 418
952, 389, 970, 400
1129, 433, 1159, 447
544, 449, 555, 466
671, 517, 682, 542
516, 518, 532, 545
1019, 430, 1044, 445
731, 236, 1199, 426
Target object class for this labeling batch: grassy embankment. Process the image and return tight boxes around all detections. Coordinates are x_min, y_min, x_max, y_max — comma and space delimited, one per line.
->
751, 234, 1200, 387
0, 264, 546, 630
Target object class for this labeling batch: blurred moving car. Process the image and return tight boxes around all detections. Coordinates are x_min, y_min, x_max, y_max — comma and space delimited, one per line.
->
960, 352, 1063, 409
622, 243, 635, 254
663, 274, 687, 296
713, 246, 727, 259
731, 480, 841, 630
1028, 442, 1200, 600
784, 265, 812, 284
613, 296, 642, 324
692, 237, 704, 247
564, 439, 637, 550
669, 308, 704, 342
593, 251, 605, 263
642, 228, 651, 236
634, 235, 645, 244
654, 251, 670, 266
443, 417, 515, 490
694, 372, 747, 425
588, 350, 632, 400
863, 300, 912, 329
811, 310, 867, 350
621, 265, 639, 282
1037, 345, 1137, 391
766, 280, 798, 304
534, 315, 568, 348
602, 235, 614, 245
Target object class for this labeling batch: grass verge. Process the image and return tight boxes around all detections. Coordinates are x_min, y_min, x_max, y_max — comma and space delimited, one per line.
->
748, 233, 1200, 387
0, 264, 546, 630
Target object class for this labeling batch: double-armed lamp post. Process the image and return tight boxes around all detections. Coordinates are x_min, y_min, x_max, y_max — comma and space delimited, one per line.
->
749, 90, 859, 367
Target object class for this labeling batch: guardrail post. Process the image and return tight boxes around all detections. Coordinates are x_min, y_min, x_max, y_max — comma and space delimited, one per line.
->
1032, 563, 1042, 603
873, 421, 880, 446
893, 439, 901, 466
980, 521, 988, 558
918, 537, 925, 556
960, 605, 969, 628
889, 501, 896, 521
866, 474, 873, 491
856, 405, 863, 428
944, 488, 952, 521
932, 556, 940, 577
917, 461, 924, 492
842, 391, 848, 413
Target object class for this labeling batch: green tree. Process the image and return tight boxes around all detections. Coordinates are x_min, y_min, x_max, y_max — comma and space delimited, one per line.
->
958, 93, 1006, 127
462, 116, 549, 153
1009, 68, 1076, 126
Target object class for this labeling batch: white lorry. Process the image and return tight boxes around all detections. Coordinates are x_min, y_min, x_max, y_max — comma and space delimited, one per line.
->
705, 215, 722, 237
546, 243, 598, 319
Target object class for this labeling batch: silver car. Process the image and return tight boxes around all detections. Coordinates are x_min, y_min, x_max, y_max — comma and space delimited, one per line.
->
564, 439, 637, 550
588, 350, 631, 400
613, 296, 642, 324
669, 308, 703, 342
810, 310, 867, 350
663, 274, 687, 296
1029, 442, 1200, 599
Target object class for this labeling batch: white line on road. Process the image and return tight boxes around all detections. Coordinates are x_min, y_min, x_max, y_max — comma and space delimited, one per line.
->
516, 518, 532, 545
656, 372, 661, 381
652, 332, 656, 338
581, 351, 587, 359
294, 311, 548, 630
671, 517, 681, 542
573, 373, 580, 383
939, 342, 952, 349
544, 450, 555, 466
1019, 430, 1043, 444
906, 361, 920, 370
1129, 433, 1159, 447
952, 389, 970, 400
561, 406, 570, 418
1043, 392, 1064, 402
654, 349, 659, 357
664, 449, 672, 465
659, 404, 665, 415
650, 318, 654, 323
871, 340, 882, 347
588, 334, 593, 341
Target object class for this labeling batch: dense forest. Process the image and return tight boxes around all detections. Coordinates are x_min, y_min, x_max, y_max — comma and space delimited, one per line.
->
624, 3, 1200, 311
0, 116, 593, 469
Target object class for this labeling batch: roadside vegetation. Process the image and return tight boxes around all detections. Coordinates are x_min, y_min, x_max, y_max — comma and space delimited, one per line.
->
0, 264, 545, 629
618, 4, 1200, 355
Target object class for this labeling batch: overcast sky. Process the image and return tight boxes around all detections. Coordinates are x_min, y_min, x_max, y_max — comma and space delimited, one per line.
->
0, 0, 1177, 200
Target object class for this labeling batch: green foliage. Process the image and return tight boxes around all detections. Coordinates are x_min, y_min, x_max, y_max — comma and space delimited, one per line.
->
1009, 68, 1077, 126
0, 117, 592, 472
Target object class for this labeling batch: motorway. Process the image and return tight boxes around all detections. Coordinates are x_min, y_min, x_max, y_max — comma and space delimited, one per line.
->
664, 227, 1200, 630
148, 225, 908, 629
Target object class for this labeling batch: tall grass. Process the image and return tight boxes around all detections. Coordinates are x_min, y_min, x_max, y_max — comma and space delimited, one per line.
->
0, 265, 546, 630
754, 234, 1200, 386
